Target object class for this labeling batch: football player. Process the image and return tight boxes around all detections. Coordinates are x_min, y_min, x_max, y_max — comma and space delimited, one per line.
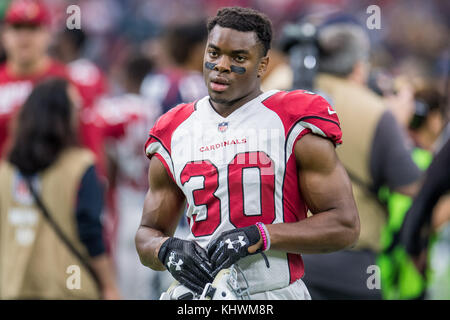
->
136, 7, 360, 299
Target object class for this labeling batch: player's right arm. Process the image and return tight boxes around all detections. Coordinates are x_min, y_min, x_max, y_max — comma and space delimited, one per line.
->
136, 156, 215, 293
137, 103, 215, 293
135, 156, 185, 271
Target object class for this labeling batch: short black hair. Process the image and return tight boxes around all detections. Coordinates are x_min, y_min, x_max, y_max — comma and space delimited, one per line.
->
207, 7, 272, 56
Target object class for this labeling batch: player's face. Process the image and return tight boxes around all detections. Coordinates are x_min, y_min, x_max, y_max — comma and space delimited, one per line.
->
2, 24, 50, 66
204, 26, 268, 106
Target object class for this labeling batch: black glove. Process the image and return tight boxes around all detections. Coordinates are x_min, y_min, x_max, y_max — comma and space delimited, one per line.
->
207, 225, 262, 276
158, 238, 214, 294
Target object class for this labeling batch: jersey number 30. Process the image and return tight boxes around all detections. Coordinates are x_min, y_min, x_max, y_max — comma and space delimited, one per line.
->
180, 151, 276, 237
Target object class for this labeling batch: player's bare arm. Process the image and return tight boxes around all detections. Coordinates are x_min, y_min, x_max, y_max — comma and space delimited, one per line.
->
135, 156, 214, 293
266, 133, 360, 253
135, 156, 185, 270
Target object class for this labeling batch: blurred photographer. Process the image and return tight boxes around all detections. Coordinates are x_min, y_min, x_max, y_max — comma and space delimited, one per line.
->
300, 21, 422, 299
409, 87, 447, 153
379, 85, 448, 299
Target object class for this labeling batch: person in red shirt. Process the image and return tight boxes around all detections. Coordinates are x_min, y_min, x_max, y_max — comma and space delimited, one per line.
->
52, 28, 110, 180
0, 0, 108, 170
0, 0, 68, 158
53, 28, 108, 110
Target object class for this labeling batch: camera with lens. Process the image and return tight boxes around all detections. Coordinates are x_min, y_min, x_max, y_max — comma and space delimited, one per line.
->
279, 22, 319, 91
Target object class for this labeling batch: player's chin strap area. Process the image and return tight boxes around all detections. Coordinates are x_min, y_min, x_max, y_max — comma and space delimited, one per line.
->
159, 265, 252, 300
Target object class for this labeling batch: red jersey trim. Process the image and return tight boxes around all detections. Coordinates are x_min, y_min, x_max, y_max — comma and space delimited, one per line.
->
148, 101, 197, 155
144, 101, 197, 183
261, 90, 342, 146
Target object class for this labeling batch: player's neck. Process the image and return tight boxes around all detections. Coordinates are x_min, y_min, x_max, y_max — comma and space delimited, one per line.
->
210, 88, 263, 118
7, 56, 51, 77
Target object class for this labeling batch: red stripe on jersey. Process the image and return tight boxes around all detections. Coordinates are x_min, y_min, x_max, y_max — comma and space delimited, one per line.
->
261, 91, 294, 137
262, 90, 342, 145
147, 102, 196, 155
287, 253, 305, 283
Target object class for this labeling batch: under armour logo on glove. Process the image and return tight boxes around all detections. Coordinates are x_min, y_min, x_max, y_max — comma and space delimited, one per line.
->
225, 236, 247, 252
167, 252, 184, 271
158, 238, 214, 294
207, 225, 262, 277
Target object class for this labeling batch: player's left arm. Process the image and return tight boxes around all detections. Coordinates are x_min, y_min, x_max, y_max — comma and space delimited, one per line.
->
265, 133, 360, 253
207, 133, 360, 274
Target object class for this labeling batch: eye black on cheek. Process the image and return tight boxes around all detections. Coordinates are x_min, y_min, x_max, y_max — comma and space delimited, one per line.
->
205, 62, 216, 70
230, 65, 246, 74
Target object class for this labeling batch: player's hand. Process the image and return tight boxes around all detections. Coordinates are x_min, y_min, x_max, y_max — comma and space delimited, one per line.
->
207, 225, 262, 276
158, 238, 214, 294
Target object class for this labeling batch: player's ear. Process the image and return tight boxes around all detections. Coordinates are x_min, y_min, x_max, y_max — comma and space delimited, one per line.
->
257, 55, 269, 78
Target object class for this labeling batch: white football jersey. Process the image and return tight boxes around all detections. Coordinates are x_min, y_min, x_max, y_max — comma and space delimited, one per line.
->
145, 89, 342, 294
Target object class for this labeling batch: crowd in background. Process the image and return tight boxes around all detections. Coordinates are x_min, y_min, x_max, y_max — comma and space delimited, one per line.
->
0, 0, 448, 300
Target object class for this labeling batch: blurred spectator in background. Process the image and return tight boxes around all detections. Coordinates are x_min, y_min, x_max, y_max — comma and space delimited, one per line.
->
409, 87, 447, 153
368, 72, 448, 299
49, 27, 110, 182
377, 82, 449, 299
0, 78, 120, 299
0, 0, 67, 158
0, 0, 11, 64
0, 3, 5, 64
0, 0, 11, 21
301, 21, 422, 299
375, 87, 439, 300
94, 54, 165, 299
51, 27, 122, 259
260, 48, 292, 92
140, 20, 208, 113
53, 28, 108, 110
399, 138, 450, 299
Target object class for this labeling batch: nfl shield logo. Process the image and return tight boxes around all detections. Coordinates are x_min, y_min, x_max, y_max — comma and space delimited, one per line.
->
218, 122, 228, 133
